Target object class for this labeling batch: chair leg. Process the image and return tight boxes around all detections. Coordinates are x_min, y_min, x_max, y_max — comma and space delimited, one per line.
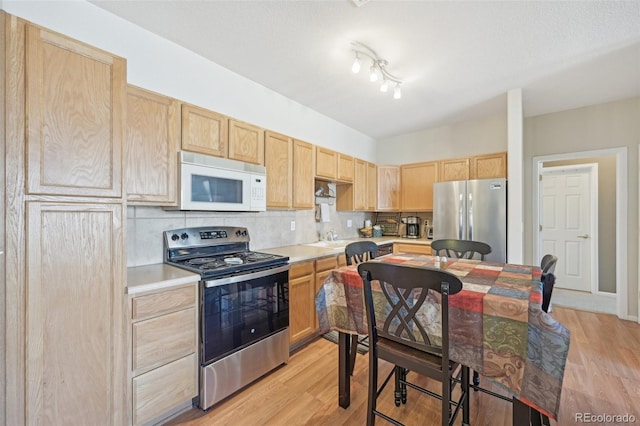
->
401, 368, 407, 404
472, 370, 480, 389
462, 366, 470, 425
367, 353, 377, 426
349, 334, 359, 375
442, 369, 451, 426
394, 366, 402, 407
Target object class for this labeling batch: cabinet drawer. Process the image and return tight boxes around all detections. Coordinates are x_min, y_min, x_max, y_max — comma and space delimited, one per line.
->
316, 256, 338, 272
290, 260, 314, 279
133, 353, 198, 425
393, 243, 432, 255
132, 285, 196, 320
133, 308, 196, 373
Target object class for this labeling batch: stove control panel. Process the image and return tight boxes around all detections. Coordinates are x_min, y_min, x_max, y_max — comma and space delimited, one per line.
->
164, 226, 251, 250
200, 230, 228, 239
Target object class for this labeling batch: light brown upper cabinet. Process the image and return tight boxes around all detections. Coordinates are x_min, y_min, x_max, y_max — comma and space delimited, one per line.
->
377, 166, 400, 211
25, 24, 126, 197
337, 153, 355, 183
336, 158, 375, 212
366, 162, 377, 211
471, 152, 507, 179
401, 161, 439, 211
353, 159, 368, 210
181, 103, 228, 158
125, 85, 180, 205
315, 146, 337, 180
228, 119, 265, 165
265, 131, 293, 209
439, 157, 470, 182
292, 139, 315, 209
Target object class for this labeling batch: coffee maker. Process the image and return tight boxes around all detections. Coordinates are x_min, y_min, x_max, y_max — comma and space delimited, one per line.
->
403, 216, 421, 239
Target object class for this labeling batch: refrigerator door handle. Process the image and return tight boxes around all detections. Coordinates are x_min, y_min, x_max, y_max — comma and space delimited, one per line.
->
458, 193, 464, 239
468, 193, 473, 240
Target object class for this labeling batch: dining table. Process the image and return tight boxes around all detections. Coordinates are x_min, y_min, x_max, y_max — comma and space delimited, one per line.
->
315, 253, 571, 425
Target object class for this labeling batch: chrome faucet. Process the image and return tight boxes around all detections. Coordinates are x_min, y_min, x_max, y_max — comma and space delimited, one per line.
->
326, 230, 338, 241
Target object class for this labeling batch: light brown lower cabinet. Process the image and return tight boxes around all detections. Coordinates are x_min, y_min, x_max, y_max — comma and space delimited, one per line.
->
393, 243, 432, 255
289, 260, 316, 346
130, 284, 198, 425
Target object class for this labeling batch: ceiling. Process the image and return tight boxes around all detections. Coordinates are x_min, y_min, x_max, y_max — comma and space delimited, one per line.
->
90, 0, 640, 140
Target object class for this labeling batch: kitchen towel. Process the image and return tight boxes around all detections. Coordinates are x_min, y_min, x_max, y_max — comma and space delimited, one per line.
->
320, 203, 331, 222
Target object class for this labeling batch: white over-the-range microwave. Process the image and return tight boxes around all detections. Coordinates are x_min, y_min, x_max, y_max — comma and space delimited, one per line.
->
172, 151, 267, 212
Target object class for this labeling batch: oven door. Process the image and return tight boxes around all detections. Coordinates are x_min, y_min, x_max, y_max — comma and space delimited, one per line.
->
201, 265, 289, 365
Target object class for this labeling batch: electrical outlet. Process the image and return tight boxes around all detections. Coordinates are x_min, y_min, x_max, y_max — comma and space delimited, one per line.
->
347, 220, 353, 228
290, 221, 296, 231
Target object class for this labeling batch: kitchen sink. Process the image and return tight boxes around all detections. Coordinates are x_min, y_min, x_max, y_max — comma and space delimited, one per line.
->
302, 240, 351, 250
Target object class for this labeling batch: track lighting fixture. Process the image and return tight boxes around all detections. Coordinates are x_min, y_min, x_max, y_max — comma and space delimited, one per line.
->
350, 41, 403, 99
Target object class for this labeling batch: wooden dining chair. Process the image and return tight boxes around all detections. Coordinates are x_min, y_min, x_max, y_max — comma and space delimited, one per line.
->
358, 261, 470, 426
344, 241, 378, 374
430, 239, 492, 260
540, 254, 558, 313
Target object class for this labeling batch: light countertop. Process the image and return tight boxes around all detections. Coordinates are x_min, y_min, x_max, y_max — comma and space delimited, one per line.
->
126, 237, 431, 291
127, 263, 200, 295
263, 236, 431, 263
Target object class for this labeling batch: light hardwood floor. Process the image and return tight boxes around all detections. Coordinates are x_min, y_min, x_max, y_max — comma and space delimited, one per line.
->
165, 307, 640, 426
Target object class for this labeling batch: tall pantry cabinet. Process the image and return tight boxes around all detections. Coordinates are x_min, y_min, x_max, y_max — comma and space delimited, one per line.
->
3, 13, 128, 425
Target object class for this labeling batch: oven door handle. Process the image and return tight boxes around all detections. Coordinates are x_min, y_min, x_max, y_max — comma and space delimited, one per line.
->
203, 264, 290, 287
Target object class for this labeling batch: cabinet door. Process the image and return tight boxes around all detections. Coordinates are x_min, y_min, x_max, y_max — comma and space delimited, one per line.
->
228, 119, 265, 165
292, 139, 314, 209
125, 85, 179, 205
265, 131, 293, 209
377, 166, 400, 211
337, 153, 354, 183
181, 103, 228, 157
315, 146, 337, 180
26, 202, 126, 425
26, 25, 125, 197
471, 152, 507, 179
366, 162, 377, 211
401, 162, 438, 211
440, 157, 470, 182
133, 354, 197, 426
353, 159, 367, 210
289, 262, 315, 344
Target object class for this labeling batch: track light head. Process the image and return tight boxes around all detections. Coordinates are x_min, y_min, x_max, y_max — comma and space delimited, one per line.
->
393, 83, 402, 99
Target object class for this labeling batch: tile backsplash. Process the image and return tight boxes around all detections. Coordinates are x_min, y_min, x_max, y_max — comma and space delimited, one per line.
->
127, 205, 372, 267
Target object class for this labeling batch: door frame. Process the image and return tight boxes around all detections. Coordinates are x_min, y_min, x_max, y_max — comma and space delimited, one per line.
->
538, 163, 599, 294
532, 147, 628, 320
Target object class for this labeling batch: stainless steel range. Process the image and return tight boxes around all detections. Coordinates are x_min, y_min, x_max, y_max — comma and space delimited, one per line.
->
164, 226, 290, 410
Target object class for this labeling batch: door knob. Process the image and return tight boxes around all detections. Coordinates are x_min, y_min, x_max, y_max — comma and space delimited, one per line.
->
577, 234, 589, 239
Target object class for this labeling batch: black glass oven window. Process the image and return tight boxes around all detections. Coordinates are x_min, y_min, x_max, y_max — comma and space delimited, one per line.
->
191, 174, 243, 204
201, 269, 289, 364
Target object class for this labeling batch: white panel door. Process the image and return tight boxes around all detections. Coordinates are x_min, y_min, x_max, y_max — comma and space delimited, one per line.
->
540, 168, 593, 292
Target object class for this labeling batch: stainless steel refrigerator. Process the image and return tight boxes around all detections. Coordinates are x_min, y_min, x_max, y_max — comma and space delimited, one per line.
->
433, 178, 507, 262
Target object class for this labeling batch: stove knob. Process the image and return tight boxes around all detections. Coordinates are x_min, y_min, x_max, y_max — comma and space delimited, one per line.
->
180, 233, 189, 240
171, 234, 179, 241
235, 230, 242, 237
242, 230, 248, 236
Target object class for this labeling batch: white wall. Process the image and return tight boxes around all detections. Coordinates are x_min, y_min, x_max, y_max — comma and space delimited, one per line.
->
1, 0, 377, 161
375, 113, 507, 164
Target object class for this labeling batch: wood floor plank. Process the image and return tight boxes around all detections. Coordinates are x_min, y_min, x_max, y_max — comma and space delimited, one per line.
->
165, 307, 640, 426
